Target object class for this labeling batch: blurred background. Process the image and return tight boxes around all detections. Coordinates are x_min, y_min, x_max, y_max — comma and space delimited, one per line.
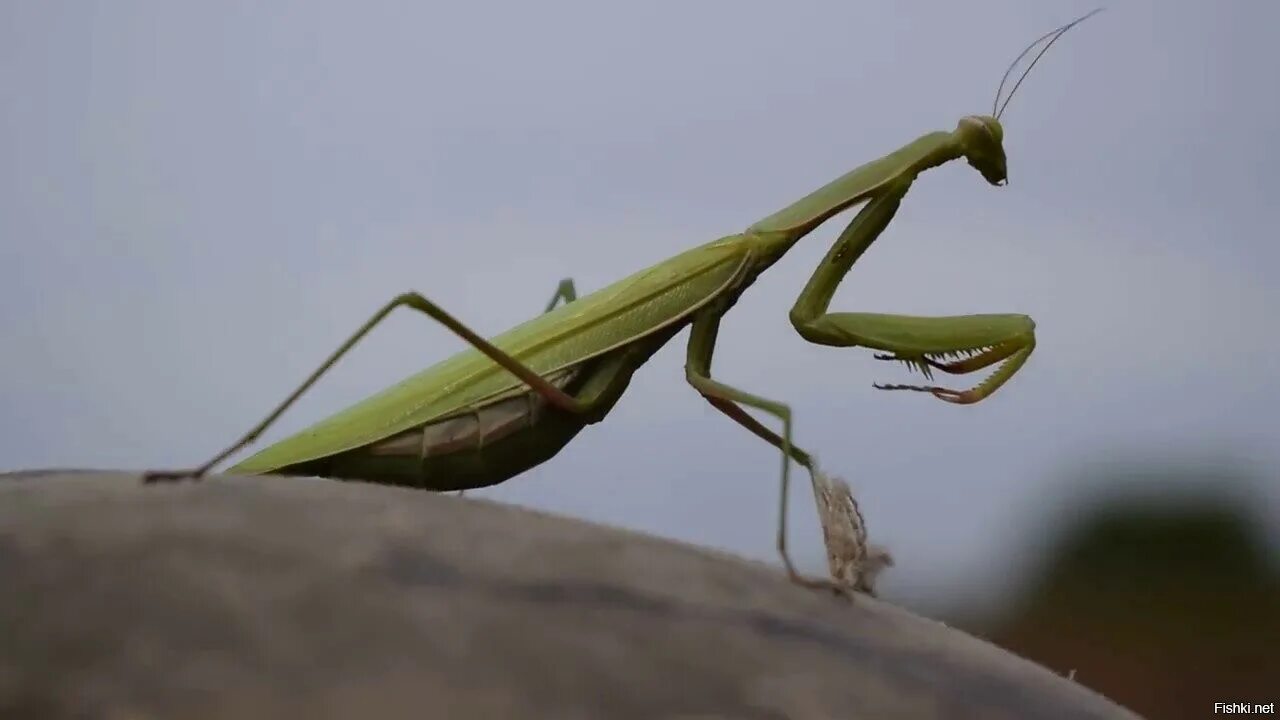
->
2, 1, 1276, 716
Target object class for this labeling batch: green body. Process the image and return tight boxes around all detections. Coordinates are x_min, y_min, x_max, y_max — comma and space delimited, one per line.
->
231, 237, 751, 490
229, 124, 1030, 493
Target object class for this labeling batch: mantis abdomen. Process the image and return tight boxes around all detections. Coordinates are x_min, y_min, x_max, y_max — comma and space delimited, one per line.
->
280, 325, 682, 491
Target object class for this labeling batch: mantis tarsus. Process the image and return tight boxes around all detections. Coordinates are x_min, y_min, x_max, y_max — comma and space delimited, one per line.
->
146, 10, 1101, 591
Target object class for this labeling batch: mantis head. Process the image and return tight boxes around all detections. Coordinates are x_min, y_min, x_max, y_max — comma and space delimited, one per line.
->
956, 115, 1007, 186
968, 7, 1103, 187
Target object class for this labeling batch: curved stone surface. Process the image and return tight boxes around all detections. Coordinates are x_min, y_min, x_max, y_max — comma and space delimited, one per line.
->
0, 471, 1141, 719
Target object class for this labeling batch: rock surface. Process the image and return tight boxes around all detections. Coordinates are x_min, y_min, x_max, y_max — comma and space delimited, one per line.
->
0, 471, 1142, 719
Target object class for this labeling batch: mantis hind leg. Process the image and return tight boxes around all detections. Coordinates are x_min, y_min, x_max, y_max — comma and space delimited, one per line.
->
684, 307, 856, 594
455, 274, 581, 491
453, 278, 578, 498
788, 181, 1036, 404
145, 291, 595, 484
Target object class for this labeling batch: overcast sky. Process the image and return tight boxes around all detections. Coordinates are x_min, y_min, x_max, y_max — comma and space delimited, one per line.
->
3, 1, 1276, 604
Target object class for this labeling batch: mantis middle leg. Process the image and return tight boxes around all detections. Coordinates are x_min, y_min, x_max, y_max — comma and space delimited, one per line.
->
685, 305, 849, 592
145, 291, 598, 483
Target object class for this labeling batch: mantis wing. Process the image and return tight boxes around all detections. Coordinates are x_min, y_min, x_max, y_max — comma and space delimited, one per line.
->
230, 237, 752, 474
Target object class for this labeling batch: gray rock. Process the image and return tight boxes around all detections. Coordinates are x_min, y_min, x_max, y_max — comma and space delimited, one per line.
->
0, 471, 1141, 720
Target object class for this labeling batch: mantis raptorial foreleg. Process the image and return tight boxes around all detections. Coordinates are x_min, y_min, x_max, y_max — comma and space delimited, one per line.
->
544, 278, 578, 313
788, 179, 1036, 404
145, 291, 600, 483
685, 306, 846, 592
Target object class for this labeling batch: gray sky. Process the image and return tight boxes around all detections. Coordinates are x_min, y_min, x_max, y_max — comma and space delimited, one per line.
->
3, 1, 1277, 604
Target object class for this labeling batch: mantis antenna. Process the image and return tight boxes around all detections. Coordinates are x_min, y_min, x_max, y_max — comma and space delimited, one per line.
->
993, 8, 1105, 120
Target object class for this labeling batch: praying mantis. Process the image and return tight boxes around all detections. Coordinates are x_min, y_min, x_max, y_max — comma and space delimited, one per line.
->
147, 10, 1101, 591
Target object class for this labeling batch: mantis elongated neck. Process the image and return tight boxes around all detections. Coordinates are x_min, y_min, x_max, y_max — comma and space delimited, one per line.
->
748, 131, 963, 262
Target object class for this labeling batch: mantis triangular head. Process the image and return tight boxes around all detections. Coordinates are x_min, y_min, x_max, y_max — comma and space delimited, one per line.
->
958, 8, 1105, 187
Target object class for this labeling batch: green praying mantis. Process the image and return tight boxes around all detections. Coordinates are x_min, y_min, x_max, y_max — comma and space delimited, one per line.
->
147, 10, 1101, 591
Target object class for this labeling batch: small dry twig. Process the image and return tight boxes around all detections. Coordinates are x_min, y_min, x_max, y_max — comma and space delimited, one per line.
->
809, 469, 893, 595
